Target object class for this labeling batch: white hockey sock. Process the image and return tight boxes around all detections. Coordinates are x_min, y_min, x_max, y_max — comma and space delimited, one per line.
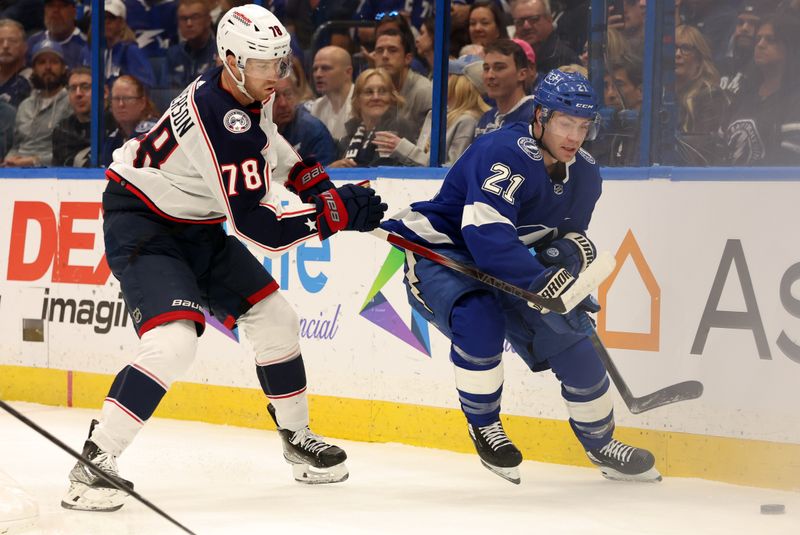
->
270, 391, 309, 432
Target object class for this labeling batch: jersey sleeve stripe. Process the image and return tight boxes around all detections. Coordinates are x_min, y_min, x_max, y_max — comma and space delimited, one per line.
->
402, 210, 455, 244
462, 202, 515, 231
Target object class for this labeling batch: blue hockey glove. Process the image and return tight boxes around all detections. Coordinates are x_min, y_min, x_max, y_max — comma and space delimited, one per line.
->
526, 265, 576, 312
540, 294, 601, 333
285, 158, 334, 203
537, 233, 596, 277
313, 184, 388, 240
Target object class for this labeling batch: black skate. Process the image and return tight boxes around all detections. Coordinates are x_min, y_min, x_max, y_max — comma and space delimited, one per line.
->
61, 420, 134, 512
267, 404, 348, 484
586, 438, 662, 482
467, 420, 523, 484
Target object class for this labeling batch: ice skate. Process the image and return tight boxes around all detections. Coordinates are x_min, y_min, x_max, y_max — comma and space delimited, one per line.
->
267, 404, 348, 484
586, 438, 662, 482
61, 420, 133, 512
467, 420, 523, 484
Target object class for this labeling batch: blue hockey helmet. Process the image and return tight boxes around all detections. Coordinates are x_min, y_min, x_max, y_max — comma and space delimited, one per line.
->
533, 69, 601, 140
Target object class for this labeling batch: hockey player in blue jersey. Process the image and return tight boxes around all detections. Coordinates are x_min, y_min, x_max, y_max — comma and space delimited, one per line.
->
383, 69, 661, 485
61, 4, 386, 512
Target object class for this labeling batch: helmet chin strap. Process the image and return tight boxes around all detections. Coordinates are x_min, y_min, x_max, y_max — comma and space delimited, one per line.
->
223, 59, 256, 102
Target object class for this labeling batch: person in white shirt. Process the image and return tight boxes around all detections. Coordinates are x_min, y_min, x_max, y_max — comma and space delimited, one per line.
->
306, 45, 353, 142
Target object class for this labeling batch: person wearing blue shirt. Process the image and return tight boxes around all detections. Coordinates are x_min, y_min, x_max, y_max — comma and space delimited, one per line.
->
103, 0, 156, 88
474, 39, 535, 139
123, 0, 178, 57
27, 0, 90, 69
163, 0, 216, 88
273, 74, 337, 166
0, 19, 33, 107
382, 70, 661, 485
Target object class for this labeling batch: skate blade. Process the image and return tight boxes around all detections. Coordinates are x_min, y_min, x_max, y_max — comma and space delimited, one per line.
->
479, 460, 521, 485
60, 481, 127, 512
598, 465, 662, 483
291, 461, 349, 485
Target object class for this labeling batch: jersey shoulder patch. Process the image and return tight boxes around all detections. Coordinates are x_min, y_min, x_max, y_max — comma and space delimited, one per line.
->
578, 147, 596, 165
517, 136, 543, 161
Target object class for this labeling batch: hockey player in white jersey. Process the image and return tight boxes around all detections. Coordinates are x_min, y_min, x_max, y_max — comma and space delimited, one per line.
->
383, 70, 660, 484
61, 4, 386, 512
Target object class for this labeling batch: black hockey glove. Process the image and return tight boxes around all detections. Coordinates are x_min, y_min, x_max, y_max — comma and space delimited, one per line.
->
285, 158, 334, 203
536, 232, 596, 277
313, 184, 388, 240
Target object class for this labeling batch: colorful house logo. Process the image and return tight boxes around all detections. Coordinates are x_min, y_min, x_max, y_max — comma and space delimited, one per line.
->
359, 248, 431, 356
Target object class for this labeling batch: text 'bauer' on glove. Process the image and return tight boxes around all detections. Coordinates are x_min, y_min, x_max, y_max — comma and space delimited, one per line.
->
313, 184, 388, 240
285, 158, 335, 203
536, 232, 596, 277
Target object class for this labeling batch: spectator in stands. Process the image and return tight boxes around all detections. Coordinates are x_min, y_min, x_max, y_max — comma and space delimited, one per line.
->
164, 0, 216, 88
511, 0, 579, 74
416, 16, 435, 75
52, 66, 99, 166
0, 19, 32, 107
27, 0, 89, 69
0, 99, 14, 159
290, 55, 314, 103
104, 0, 156, 88
592, 53, 642, 166
123, 0, 178, 57
361, 12, 429, 77
102, 74, 158, 165
512, 37, 541, 94
722, 15, 800, 166
308, 45, 354, 142
374, 30, 432, 126
328, 67, 416, 168
556, 0, 590, 54
605, 26, 633, 66
677, 0, 738, 60
718, 4, 761, 97
674, 24, 727, 165
0, 0, 44, 33
450, 0, 472, 58
607, 0, 645, 51
473, 39, 534, 139
376, 55, 490, 166
273, 73, 337, 165
285, 0, 358, 52
2, 39, 71, 167
468, 0, 508, 48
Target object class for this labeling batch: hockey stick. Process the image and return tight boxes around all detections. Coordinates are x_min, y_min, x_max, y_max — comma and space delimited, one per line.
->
584, 327, 704, 414
0, 399, 196, 535
370, 228, 615, 314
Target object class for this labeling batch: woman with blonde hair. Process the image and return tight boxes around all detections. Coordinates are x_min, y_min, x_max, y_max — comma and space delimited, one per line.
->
674, 24, 727, 164
103, 1, 156, 88
375, 55, 490, 166
329, 68, 416, 167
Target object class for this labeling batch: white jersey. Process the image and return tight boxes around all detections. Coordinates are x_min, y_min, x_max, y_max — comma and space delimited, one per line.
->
106, 66, 321, 254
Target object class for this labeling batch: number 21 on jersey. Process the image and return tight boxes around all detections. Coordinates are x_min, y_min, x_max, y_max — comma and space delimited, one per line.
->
481, 163, 525, 203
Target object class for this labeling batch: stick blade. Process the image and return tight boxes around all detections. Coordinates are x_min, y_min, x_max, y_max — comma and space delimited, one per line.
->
628, 380, 705, 414
557, 251, 616, 313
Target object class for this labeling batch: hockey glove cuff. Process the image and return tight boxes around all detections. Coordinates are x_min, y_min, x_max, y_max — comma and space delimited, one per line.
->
527, 266, 576, 313
537, 232, 596, 276
285, 158, 334, 203
314, 184, 388, 240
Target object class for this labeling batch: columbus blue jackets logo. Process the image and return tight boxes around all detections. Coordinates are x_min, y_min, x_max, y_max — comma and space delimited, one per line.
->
517, 137, 542, 161
224, 110, 251, 134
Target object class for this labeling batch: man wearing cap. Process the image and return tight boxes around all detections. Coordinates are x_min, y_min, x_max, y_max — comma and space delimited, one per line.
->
104, 0, 157, 88
719, 5, 760, 96
0, 18, 32, 107
306, 45, 354, 142
1, 39, 71, 167
27, 0, 90, 69
511, 0, 579, 74
474, 39, 534, 139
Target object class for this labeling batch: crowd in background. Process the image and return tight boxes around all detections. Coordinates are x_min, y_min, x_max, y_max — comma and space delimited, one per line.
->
0, 0, 798, 168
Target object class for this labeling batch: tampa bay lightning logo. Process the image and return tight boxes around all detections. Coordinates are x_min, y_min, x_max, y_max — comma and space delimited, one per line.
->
223, 109, 251, 134
517, 137, 542, 161
545, 247, 560, 258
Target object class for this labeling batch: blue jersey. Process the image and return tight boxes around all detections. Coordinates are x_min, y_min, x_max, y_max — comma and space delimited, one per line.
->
474, 96, 535, 139
383, 121, 602, 290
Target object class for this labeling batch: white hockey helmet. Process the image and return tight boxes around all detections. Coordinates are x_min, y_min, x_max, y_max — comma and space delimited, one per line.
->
217, 5, 292, 98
